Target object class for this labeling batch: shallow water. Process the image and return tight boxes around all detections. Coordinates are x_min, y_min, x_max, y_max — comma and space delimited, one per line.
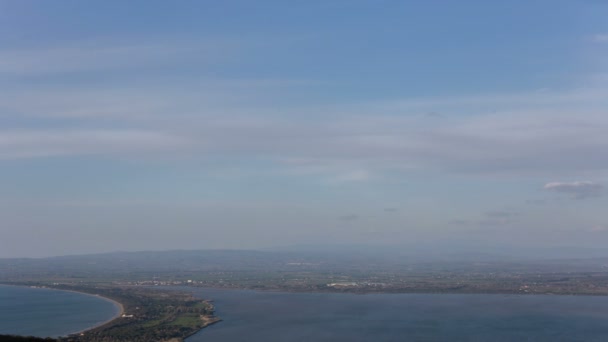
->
0, 285, 120, 338
186, 288, 608, 342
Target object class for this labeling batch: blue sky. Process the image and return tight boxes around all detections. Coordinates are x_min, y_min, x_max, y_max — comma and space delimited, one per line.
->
1, 1, 608, 257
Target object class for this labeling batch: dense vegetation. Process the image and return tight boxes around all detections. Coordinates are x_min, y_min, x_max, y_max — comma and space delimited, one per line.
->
48, 285, 220, 342
1, 285, 220, 342
0, 284, 219, 342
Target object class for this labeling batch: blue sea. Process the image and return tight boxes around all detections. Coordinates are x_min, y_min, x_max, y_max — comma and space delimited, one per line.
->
185, 288, 608, 342
5, 284, 608, 341
0, 285, 120, 338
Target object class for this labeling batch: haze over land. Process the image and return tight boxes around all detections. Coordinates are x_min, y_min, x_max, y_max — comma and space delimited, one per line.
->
2, 1, 608, 257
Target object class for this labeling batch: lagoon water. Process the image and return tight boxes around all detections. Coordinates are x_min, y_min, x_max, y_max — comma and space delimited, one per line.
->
0, 285, 120, 338
186, 288, 608, 342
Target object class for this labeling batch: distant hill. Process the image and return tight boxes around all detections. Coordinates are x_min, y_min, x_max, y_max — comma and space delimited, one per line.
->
3, 247, 608, 281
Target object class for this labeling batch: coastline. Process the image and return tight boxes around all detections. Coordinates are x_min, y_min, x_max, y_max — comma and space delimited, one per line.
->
0, 284, 125, 336
176, 283, 608, 297
2, 283, 221, 341
61, 289, 125, 336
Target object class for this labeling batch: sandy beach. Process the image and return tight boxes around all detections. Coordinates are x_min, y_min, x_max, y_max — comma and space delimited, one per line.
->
0, 284, 125, 337
47, 288, 125, 336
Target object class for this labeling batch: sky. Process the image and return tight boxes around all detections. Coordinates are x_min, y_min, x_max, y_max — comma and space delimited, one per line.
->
1, 0, 608, 257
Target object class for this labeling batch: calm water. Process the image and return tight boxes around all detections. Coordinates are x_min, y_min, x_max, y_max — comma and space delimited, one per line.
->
0, 285, 120, 338
185, 288, 608, 342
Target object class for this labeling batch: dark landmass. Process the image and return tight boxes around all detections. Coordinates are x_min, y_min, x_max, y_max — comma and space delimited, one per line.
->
0, 336, 57, 342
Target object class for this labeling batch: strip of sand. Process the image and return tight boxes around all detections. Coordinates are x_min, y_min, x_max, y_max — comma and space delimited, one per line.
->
60, 289, 125, 335
0, 284, 125, 337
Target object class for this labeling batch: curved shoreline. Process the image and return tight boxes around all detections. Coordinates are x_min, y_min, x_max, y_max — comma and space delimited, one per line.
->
0, 284, 124, 337
60, 289, 125, 336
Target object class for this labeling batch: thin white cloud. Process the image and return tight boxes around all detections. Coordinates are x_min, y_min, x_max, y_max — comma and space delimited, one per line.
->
0, 38, 242, 75
2, 76, 608, 179
484, 211, 518, 219
449, 219, 471, 225
0, 129, 188, 159
346, 87, 608, 115
338, 214, 359, 221
590, 225, 608, 233
331, 170, 371, 183
477, 218, 513, 226
543, 181, 603, 199
480, 211, 517, 226
591, 33, 608, 43
3, 106, 608, 178
451, 210, 519, 227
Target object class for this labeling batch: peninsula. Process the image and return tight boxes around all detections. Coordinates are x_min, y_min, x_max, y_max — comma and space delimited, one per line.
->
1, 284, 220, 342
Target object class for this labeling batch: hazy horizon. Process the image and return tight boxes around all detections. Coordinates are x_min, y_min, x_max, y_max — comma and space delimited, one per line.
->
2, 1, 608, 258
8, 243, 608, 261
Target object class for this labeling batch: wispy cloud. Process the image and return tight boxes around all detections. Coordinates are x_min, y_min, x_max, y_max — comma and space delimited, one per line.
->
590, 225, 608, 233
0, 39, 241, 75
484, 211, 518, 219
338, 214, 359, 221
525, 199, 547, 205
477, 210, 518, 226
543, 181, 603, 199
450, 210, 518, 227
330, 170, 371, 183
0, 129, 187, 159
3, 55, 608, 181
449, 219, 471, 225
591, 33, 608, 43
